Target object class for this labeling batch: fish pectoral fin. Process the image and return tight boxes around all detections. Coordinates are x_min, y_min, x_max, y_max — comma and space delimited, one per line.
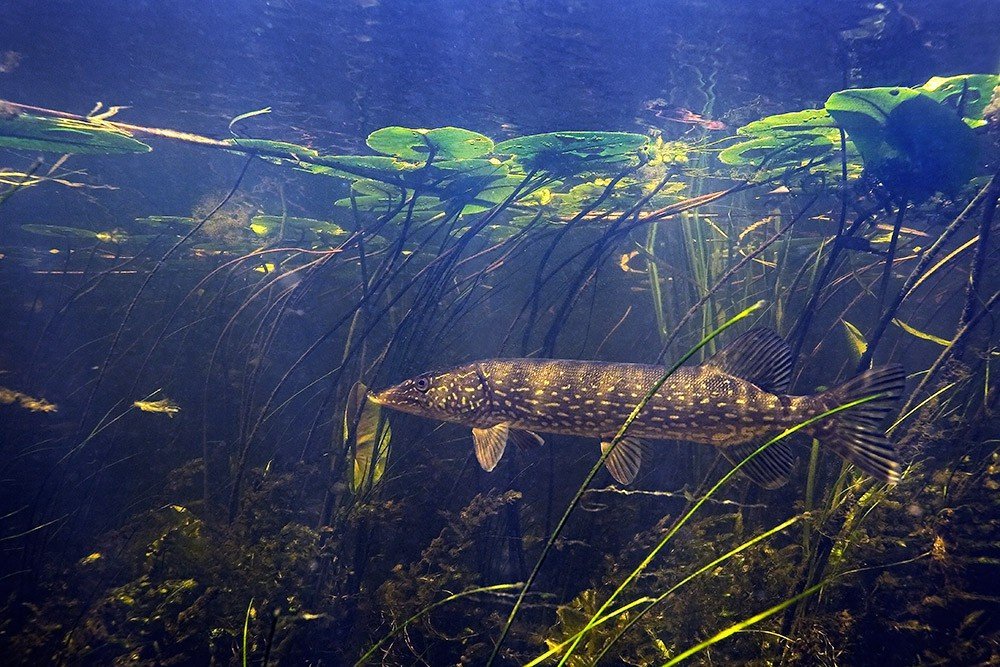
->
721, 440, 797, 490
509, 429, 545, 451
472, 423, 510, 472
706, 328, 793, 394
600, 437, 647, 485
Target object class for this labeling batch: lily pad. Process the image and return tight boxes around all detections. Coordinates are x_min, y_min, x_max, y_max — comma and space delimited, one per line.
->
493, 131, 650, 174
366, 126, 493, 162
719, 108, 861, 179
0, 113, 151, 154
920, 74, 1000, 126
298, 155, 424, 186
825, 87, 979, 198
249, 215, 348, 240
20, 224, 102, 240
224, 138, 320, 161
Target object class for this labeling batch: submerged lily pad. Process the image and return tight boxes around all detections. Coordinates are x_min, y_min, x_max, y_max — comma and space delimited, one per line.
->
298, 155, 425, 186
493, 131, 650, 174
825, 87, 979, 198
0, 113, 151, 154
21, 224, 102, 240
366, 126, 494, 162
249, 215, 348, 240
719, 108, 859, 179
919, 74, 1000, 126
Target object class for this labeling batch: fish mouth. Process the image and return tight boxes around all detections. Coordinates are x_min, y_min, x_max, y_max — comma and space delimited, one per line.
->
368, 389, 389, 406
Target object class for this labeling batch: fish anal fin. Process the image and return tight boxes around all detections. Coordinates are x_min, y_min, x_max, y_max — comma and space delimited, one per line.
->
509, 429, 544, 451
472, 423, 509, 472
601, 437, 647, 485
707, 328, 793, 394
722, 440, 797, 489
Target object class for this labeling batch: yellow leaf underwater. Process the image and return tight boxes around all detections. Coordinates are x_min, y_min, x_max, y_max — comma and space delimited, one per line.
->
842, 320, 868, 360
0, 386, 58, 413
134, 397, 181, 417
893, 319, 951, 346
344, 382, 391, 495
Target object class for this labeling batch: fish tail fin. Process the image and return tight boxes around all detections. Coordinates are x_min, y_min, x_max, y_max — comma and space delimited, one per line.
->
813, 364, 906, 484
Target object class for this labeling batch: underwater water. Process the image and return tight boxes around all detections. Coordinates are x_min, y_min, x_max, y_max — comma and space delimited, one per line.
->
1, 0, 1000, 664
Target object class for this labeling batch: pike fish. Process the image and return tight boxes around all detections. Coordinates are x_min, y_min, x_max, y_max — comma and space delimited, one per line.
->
370, 329, 905, 488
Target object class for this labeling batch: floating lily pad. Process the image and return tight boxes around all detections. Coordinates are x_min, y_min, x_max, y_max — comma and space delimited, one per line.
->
493, 131, 650, 174
430, 158, 525, 214
297, 155, 425, 186
250, 215, 348, 240
826, 87, 979, 198
920, 74, 1000, 126
134, 215, 197, 228
0, 113, 151, 154
367, 126, 494, 162
20, 224, 102, 240
224, 138, 320, 161
719, 108, 861, 179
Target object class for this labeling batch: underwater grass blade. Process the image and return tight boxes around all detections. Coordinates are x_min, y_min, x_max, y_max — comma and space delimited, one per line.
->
528, 515, 801, 666
660, 581, 828, 666
242, 597, 254, 667
556, 395, 885, 666
355, 583, 521, 666
486, 301, 765, 666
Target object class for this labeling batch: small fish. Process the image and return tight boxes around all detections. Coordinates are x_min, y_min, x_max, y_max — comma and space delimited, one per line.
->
644, 99, 727, 131
371, 329, 904, 488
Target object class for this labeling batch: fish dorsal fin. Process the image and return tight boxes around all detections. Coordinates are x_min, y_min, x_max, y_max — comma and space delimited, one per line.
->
707, 328, 793, 394
472, 423, 509, 472
601, 437, 647, 485
722, 441, 797, 489
509, 429, 545, 451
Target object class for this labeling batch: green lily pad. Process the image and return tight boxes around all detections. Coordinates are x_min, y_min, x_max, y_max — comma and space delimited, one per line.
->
298, 155, 425, 186
0, 113, 151, 155
493, 131, 650, 174
224, 138, 320, 161
134, 215, 197, 227
366, 126, 494, 162
429, 159, 524, 214
735, 108, 839, 137
335, 180, 447, 224
826, 87, 979, 198
920, 74, 1000, 126
250, 215, 348, 239
20, 224, 102, 240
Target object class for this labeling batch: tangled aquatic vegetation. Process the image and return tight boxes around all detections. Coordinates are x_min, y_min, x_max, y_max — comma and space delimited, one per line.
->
0, 63, 999, 665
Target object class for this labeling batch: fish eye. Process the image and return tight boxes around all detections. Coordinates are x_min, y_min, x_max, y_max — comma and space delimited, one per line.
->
414, 376, 431, 392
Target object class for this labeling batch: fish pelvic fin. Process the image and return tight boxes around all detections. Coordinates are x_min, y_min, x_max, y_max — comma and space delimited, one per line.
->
472, 423, 509, 472
722, 440, 797, 489
814, 364, 906, 484
706, 328, 793, 394
601, 437, 647, 485
509, 429, 545, 451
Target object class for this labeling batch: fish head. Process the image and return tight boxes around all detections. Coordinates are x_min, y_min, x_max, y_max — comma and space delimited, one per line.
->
370, 362, 488, 423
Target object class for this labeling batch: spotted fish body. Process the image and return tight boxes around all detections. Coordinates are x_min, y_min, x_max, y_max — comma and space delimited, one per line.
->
371, 329, 905, 488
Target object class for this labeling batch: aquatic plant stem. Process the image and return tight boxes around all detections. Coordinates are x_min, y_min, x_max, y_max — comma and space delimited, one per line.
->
79, 156, 253, 435
653, 195, 817, 364
557, 396, 881, 665
486, 301, 765, 666
581, 515, 802, 665
856, 176, 994, 369
355, 583, 521, 666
